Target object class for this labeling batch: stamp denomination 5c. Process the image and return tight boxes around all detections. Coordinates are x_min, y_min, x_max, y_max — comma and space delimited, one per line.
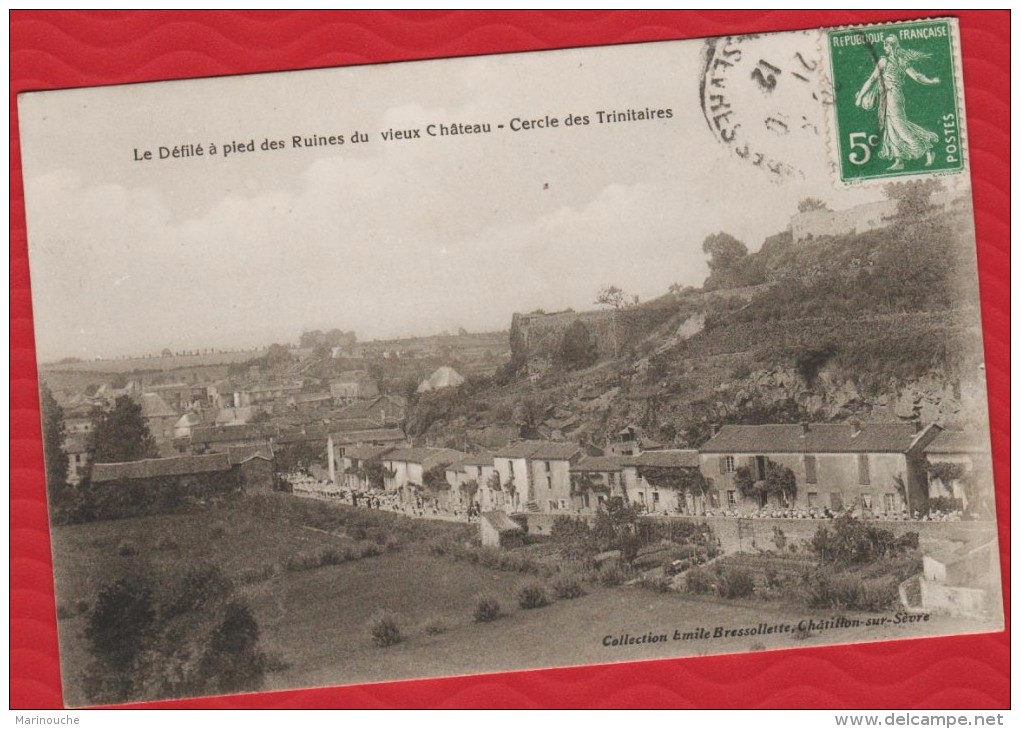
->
827, 18, 965, 183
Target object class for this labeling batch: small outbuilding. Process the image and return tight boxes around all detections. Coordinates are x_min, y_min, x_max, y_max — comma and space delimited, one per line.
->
480, 511, 526, 549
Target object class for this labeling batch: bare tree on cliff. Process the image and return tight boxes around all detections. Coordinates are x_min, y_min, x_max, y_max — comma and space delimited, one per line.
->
595, 285, 628, 358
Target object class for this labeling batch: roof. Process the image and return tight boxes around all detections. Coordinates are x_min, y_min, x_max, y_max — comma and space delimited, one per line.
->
330, 428, 407, 445
481, 511, 523, 533
92, 453, 231, 483
384, 447, 465, 467
493, 441, 546, 459
334, 397, 402, 421
191, 424, 273, 445
276, 425, 328, 444
345, 444, 395, 462
139, 392, 177, 418
329, 417, 388, 432
570, 455, 623, 473
924, 430, 989, 455
63, 433, 89, 453
621, 450, 700, 469
531, 442, 582, 460
227, 444, 275, 465
417, 366, 465, 393
460, 452, 494, 467
214, 406, 256, 425
699, 423, 937, 454
175, 412, 202, 429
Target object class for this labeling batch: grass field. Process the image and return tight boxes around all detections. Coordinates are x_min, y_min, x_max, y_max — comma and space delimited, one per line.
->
51, 497, 1001, 706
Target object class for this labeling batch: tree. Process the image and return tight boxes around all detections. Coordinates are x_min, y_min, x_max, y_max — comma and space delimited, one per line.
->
40, 383, 68, 505
459, 478, 479, 505
797, 197, 830, 213
595, 285, 627, 309
556, 320, 598, 370
702, 232, 748, 272
884, 178, 944, 219
423, 464, 450, 492
88, 396, 158, 465
83, 575, 156, 703
197, 601, 269, 695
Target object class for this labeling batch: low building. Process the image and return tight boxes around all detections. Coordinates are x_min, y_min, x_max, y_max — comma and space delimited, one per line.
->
381, 447, 465, 503
326, 427, 410, 481
139, 392, 179, 453
604, 424, 663, 458
699, 422, 942, 515
621, 450, 702, 515
492, 440, 582, 514
63, 433, 89, 486
227, 444, 276, 493
190, 424, 275, 454
923, 429, 992, 513
337, 444, 396, 491
480, 511, 526, 549
457, 453, 500, 510
329, 371, 379, 405
417, 366, 465, 393
569, 455, 624, 512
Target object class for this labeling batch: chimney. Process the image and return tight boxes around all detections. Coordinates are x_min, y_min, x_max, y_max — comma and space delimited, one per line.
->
800, 422, 810, 435
914, 420, 924, 433
710, 423, 720, 437
849, 419, 862, 437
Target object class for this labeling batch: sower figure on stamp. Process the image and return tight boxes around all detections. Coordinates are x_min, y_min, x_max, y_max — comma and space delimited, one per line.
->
855, 35, 940, 170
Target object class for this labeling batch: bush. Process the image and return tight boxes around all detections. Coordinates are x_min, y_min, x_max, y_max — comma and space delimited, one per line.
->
811, 516, 911, 565
117, 540, 137, 557
154, 535, 179, 552
473, 594, 503, 623
422, 616, 447, 636
237, 564, 278, 585
597, 562, 629, 587
639, 574, 673, 593
516, 581, 551, 609
551, 573, 587, 600
804, 570, 898, 611
367, 611, 403, 647
715, 565, 755, 599
685, 566, 714, 594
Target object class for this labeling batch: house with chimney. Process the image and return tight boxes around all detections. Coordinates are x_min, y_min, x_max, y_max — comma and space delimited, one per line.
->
923, 429, 992, 515
380, 447, 465, 503
699, 421, 942, 515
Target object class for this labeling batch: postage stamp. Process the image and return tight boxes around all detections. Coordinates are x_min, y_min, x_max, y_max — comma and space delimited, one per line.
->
826, 18, 965, 183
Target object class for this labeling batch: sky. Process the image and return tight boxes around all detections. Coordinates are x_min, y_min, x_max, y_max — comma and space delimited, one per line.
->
19, 31, 902, 362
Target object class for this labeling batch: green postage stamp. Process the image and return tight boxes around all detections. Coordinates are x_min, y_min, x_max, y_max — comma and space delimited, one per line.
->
827, 18, 965, 183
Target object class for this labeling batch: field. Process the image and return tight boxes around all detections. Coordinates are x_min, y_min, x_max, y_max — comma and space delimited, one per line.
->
50, 497, 999, 706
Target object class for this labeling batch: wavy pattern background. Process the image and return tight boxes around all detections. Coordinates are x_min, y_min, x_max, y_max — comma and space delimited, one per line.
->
9, 10, 1009, 709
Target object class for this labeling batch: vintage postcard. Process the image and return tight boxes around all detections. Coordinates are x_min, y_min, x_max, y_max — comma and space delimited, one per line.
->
17, 16, 1004, 707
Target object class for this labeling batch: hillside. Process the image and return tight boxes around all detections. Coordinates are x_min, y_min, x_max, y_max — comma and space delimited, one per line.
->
405, 192, 987, 451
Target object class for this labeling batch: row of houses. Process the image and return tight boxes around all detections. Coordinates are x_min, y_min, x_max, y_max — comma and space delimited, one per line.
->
326, 422, 990, 518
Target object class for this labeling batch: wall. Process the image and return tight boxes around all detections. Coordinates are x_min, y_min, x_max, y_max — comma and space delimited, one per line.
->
530, 458, 573, 513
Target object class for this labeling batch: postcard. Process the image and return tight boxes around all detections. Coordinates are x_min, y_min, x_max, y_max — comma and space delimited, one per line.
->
14, 13, 1006, 708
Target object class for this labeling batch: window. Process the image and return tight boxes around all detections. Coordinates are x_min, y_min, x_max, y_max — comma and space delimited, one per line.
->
722, 456, 735, 473
857, 454, 871, 485
755, 455, 767, 480
548, 499, 557, 511
807, 492, 818, 508
636, 491, 645, 504
804, 455, 817, 484
652, 492, 660, 507
559, 498, 569, 510
508, 460, 514, 476
883, 494, 897, 512
830, 492, 844, 511
727, 490, 737, 506
608, 472, 617, 487
861, 493, 873, 510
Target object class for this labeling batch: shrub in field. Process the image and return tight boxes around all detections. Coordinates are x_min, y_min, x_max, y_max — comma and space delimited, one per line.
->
639, 574, 673, 593
356, 541, 383, 559
317, 546, 346, 567
473, 594, 503, 623
516, 580, 551, 609
367, 611, 403, 647
282, 552, 320, 572
804, 570, 899, 611
237, 564, 278, 585
810, 516, 915, 565
117, 540, 137, 557
597, 562, 628, 587
56, 602, 74, 620
154, 535, 179, 552
422, 616, 447, 636
715, 565, 755, 599
551, 573, 587, 599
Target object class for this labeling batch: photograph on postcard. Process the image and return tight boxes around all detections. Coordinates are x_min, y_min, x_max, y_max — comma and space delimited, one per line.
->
16, 17, 1003, 706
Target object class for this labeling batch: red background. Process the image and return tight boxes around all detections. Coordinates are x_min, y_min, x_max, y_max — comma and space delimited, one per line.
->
9, 10, 1009, 709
